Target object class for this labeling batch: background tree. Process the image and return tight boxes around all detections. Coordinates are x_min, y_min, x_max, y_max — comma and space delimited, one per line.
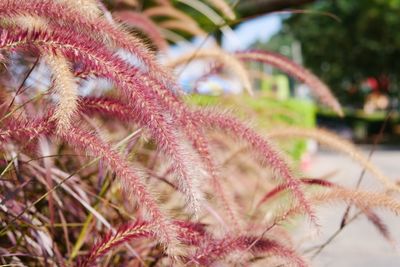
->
260, 0, 400, 107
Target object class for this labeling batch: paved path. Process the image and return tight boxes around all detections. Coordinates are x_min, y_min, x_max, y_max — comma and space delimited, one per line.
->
293, 147, 400, 267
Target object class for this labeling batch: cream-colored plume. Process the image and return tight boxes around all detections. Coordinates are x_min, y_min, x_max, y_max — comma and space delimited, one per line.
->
167, 49, 253, 95
206, 0, 236, 20
159, 20, 206, 36
55, 0, 101, 19
144, 6, 199, 27
12, 15, 79, 132
267, 127, 400, 192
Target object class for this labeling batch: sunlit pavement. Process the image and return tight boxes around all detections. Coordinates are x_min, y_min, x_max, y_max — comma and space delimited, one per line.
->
294, 147, 400, 267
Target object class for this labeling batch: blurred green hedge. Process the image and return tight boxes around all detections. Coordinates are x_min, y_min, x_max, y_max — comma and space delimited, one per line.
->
186, 94, 316, 161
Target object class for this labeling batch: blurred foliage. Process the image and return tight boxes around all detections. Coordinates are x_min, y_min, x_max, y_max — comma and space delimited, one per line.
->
186, 94, 316, 160
256, 0, 400, 107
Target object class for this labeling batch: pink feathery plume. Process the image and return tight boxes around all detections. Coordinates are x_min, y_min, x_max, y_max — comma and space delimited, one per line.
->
257, 178, 394, 245
78, 96, 241, 229
257, 178, 335, 208
50, 22, 232, 225
175, 220, 208, 246
77, 220, 155, 267
0, 113, 55, 144
191, 235, 308, 266
0, 24, 238, 226
237, 50, 343, 116
0, 0, 176, 88
58, 126, 177, 246
193, 108, 317, 225
113, 11, 168, 51
363, 211, 394, 245
79, 219, 307, 266
0, 26, 204, 214
0, 114, 177, 247
79, 97, 136, 122
78, 220, 208, 266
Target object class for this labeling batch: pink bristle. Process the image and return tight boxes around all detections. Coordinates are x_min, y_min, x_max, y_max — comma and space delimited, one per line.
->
194, 108, 317, 225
